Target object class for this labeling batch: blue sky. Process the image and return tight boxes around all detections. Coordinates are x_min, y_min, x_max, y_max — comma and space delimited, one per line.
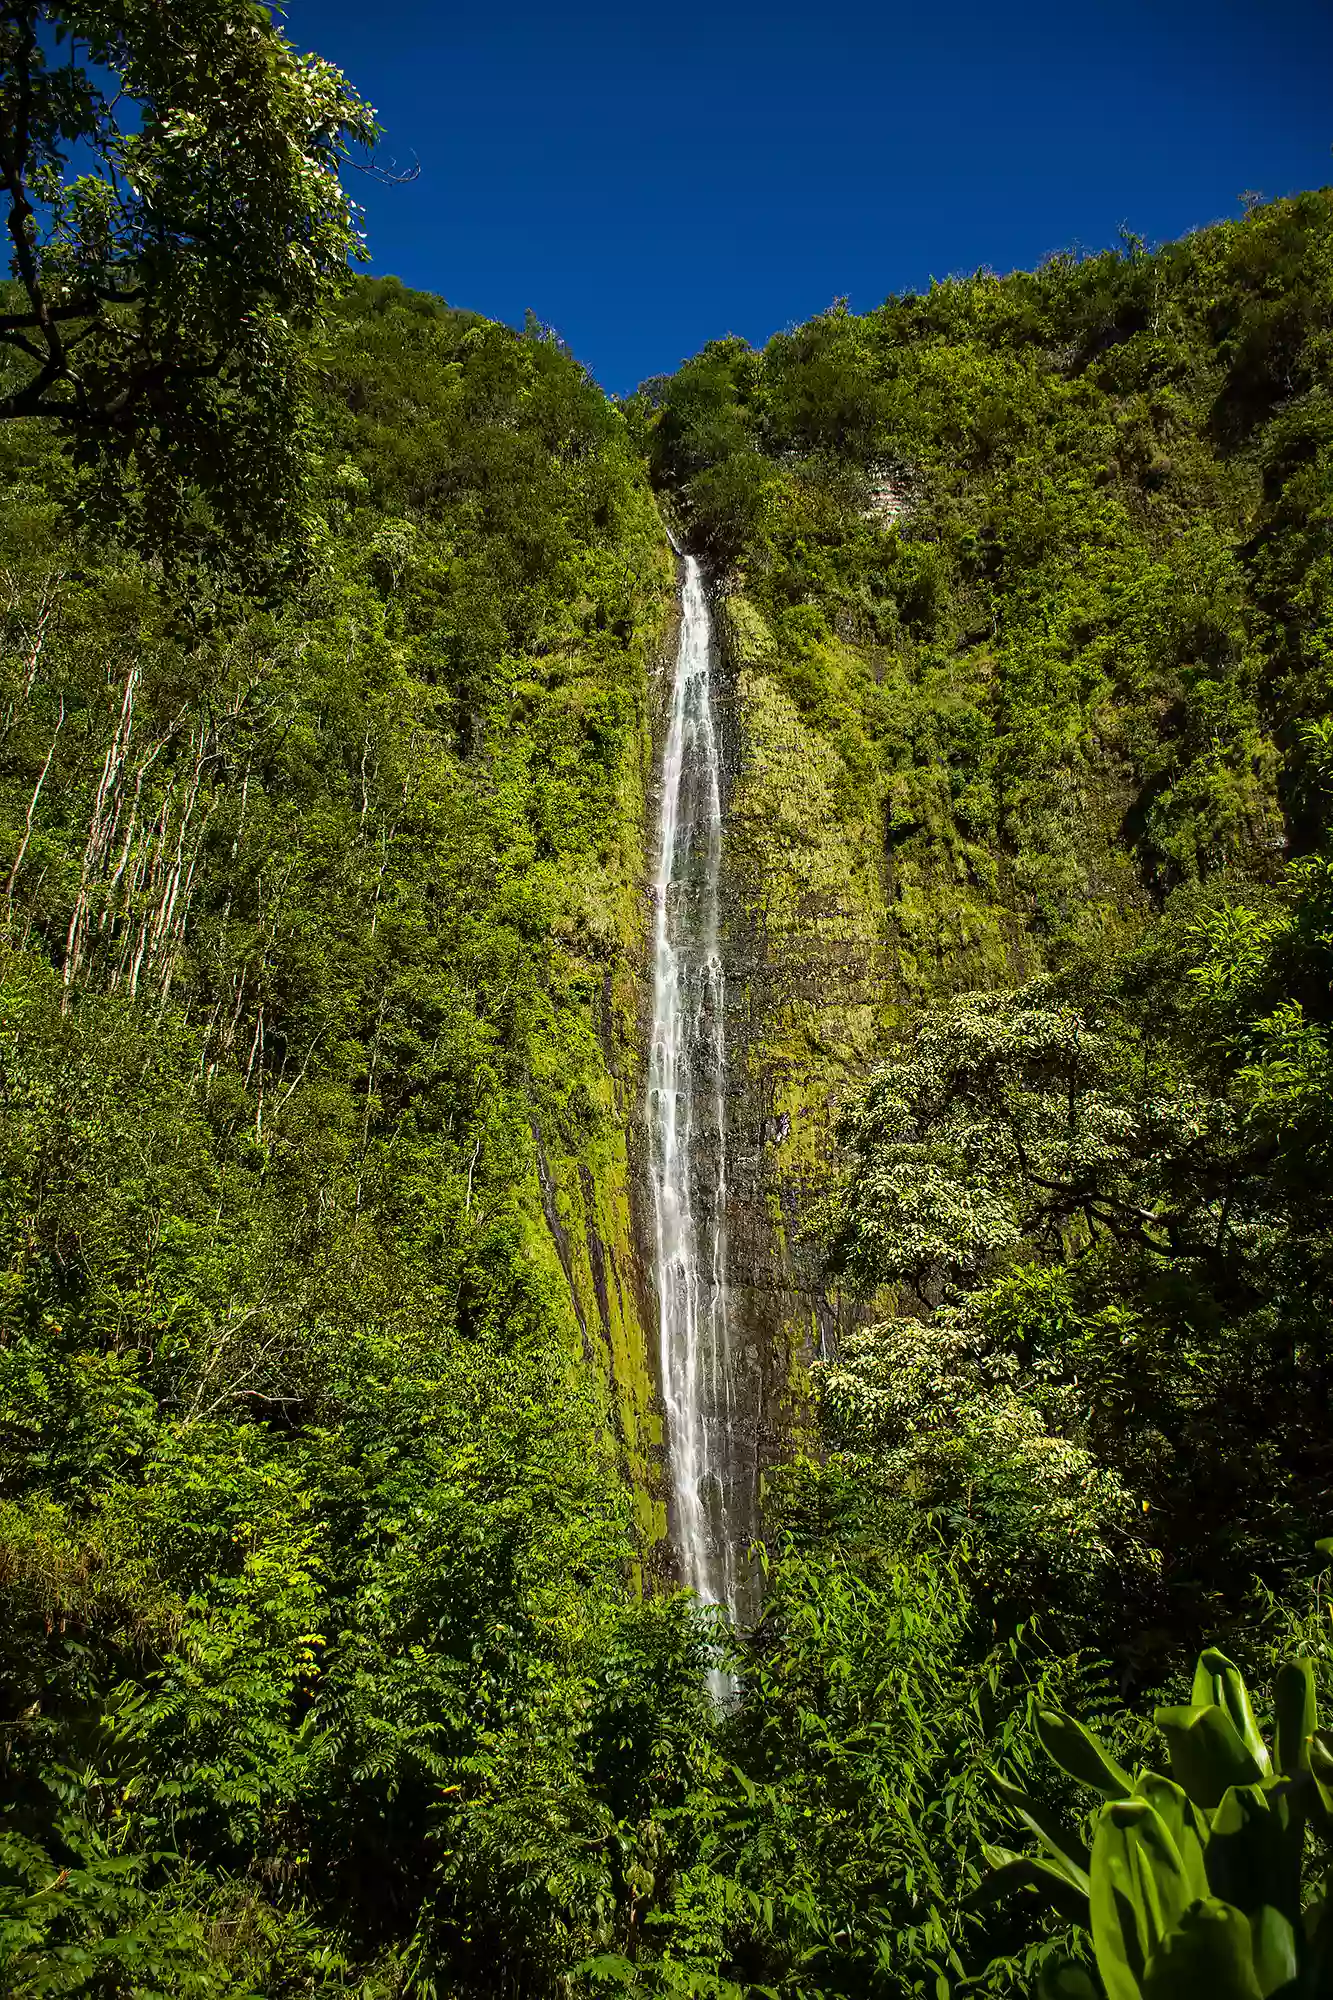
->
284, 0, 1332, 396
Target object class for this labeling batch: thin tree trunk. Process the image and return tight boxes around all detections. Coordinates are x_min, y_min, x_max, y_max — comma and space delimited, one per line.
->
6, 694, 63, 915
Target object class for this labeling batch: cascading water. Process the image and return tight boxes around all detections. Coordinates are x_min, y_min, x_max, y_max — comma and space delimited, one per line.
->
648, 553, 749, 1653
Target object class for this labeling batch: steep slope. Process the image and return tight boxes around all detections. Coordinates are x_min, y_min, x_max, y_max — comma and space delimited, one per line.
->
0, 277, 676, 1985
2, 186, 1332, 2000
635, 188, 1333, 1445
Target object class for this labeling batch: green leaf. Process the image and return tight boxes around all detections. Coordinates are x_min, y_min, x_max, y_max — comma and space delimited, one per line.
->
1153, 1704, 1266, 1809
972, 1854, 1091, 1926
575, 1954, 640, 1988
1090, 1798, 1196, 2000
1247, 1905, 1297, 1998
1303, 1730, 1333, 1847
1141, 1899, 1264, 1999
1190, 1652, 1271, 1778
1037, 1708, 1136, 1798
1207, 1785, 1290, 1922
1132, 1773, 1209, 1903
1037, 1960, 1101, 2000
1273, 1660, 1316, 1781
991, 1768, 1092, 1884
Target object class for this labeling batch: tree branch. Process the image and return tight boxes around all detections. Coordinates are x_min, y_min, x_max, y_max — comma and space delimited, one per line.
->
0, 10, 64, 402
0, 284, 145, 333
0, 326, 45, 364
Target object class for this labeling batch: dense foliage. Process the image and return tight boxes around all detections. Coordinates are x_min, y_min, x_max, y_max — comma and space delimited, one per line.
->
990, 1634, 1333, 1998
633, 185, 1333, 1994
636, 188, 1333, 1634
822, 861, 1333, 1648
0, 272, 688, 1991
3, 25, 1333, 1987
0, 0, 376, 574
634, 196, 1333, 918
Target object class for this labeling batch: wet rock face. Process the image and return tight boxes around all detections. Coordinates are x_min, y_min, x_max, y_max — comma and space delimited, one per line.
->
695, 575, 1152, 1518
646, 554, 755, 1629
636, 558, 886, 1620
708, 589, 897, 1493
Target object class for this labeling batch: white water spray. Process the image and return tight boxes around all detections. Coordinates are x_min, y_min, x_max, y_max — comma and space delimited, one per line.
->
649, 554, 745, 1643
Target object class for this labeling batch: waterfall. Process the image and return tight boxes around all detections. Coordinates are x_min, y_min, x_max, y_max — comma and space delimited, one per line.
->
649, 553, 747, 1655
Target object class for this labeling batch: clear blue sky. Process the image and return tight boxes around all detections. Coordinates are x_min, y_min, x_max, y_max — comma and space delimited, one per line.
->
283, 0, 1332, 396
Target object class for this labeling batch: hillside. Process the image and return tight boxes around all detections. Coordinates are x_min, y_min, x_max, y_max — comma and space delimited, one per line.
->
632, 189, 1333, 1636
0, 124, 1331, 2000
0, 276, 680, 1992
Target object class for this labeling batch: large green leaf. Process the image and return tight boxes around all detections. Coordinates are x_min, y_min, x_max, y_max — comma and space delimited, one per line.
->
1248, 1905, 1298, 1998
1037, 1708, 1135, 1799
991, 1768, 1092, 1884
1153, 1704, 1266, 1809
1309, 1731, 1333, 1789
971, 1853, 1091, 1926
1207, 1785, 1290, 1922
1190, 1652, 1271, 1778
1037, 1961, 1101, 2000
1273, 1660, 1317, 1781
1141, 1899, 1264, 1999
1090, 1798, 1195, 2000
1132, 1773, 1209, 1903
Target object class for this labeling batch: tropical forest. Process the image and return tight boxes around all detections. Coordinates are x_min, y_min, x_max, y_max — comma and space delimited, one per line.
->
1, 3, 1332, 1996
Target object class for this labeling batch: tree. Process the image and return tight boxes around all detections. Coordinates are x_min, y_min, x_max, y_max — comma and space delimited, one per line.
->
0, 0, 377, 568
823, 876, 1333, 1642
825, 962, 1330, 1308
827, 990, 1166, 1303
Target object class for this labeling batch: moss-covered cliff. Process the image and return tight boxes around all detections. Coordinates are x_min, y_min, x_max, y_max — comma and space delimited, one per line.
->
5, 112, 1333, 1986
637, 189, 1333, 1449
711, 592, 892, 1464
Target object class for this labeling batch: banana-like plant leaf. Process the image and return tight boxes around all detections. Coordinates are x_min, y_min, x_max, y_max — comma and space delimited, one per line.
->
1090, 1798, 1195, 2000
1307, 1730, 1333, 1833
1273, 1660, 1316, 1781
1133, 1773, 1209, 1903
1038, 1961, 1101, 2000
970, 1854, 1091, 1927
1153, 1704, 1266, 1809
1248, 1905, 1297, 1998
1302, 1732, 1333, 1850
1300, 1892, 1333, 1994
1265, 1670, 1314, 1924
1208, 1785, 1289, 1922
1309, 1731, 1333, 1785
1037, 1708, 1135, 1799
1141, 1899, 1264, 2000
1191, 1652, 1272, 1778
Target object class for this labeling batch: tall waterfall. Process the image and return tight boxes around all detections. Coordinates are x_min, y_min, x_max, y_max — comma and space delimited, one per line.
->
648, 553, 746, 1641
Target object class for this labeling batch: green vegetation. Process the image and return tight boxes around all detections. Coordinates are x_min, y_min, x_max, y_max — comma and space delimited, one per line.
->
630, 185, 1333, 1996
990, 1631, 1333, 1997
0, 237, 683, 1986
636, 191, 1333, 1653
635, 198, 1333, 959
0, 0, 376, 576
2, 8, 1333, 1988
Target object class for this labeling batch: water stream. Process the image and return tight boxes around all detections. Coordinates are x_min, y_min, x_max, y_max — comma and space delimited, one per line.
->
648, 553, 747, 1649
